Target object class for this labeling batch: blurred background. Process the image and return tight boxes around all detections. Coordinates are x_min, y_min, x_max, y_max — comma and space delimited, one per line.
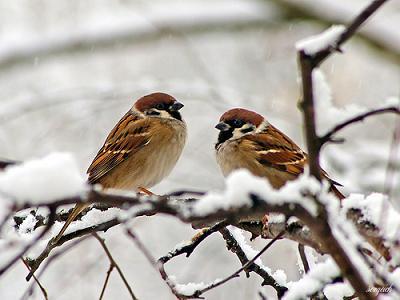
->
0, 0, 399, 299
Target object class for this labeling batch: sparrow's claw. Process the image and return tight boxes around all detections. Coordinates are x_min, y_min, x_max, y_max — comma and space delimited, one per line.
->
261, 214, 270, 238
138, 187, 155, 196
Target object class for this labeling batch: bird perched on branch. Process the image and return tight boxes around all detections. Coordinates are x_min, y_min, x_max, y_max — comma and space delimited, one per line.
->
53, 92, 187, 243
215, 108, 344, 202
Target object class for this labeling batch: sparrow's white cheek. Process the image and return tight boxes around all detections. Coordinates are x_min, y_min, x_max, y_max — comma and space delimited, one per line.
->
232, 124, 255, 139
159, 110, 176, 120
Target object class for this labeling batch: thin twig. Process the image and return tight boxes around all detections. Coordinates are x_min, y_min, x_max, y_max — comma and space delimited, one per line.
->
159, 220, 228, 265
297, 1, 389, 298
319, 106, 400, 148
313, 0, 389, 66
21, 236, 90, 300
298, 244, 310, 273
0, 207, 56, 277
93, 233, 138, 300
125, 228, 185, 299
0, 158, 18, 169
20, 258, 48, 300
99, 264, 114, 300
190, 230, 285, 298
219, 228, 288, 298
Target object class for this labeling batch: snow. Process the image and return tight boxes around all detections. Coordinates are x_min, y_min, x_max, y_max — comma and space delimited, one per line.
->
268, 214, 285, 223
193, 169, 322, 217
0, 0, 398, 298
284, 258, 342, 300
169, 276, 220, 296
317, 188, 377, 285
313, 69, 365, 133
323, 282, 354, 300
296, 245, 318, 273
296, 25, 346, 55
17, 213, 37, 234
228, 226, 287, 285
384, 96, 400, 108
342, 193, 400, 241
314, 69, 399, 136
50, 207, 121, 237
0, 152, 87, 204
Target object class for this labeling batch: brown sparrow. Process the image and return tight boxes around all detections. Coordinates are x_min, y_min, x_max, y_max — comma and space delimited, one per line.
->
215, 108, 344, 200
54, 92, 187, 243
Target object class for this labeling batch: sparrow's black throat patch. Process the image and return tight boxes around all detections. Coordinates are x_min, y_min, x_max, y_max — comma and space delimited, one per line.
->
216, 129, 234, 149
168, 110, 182, 121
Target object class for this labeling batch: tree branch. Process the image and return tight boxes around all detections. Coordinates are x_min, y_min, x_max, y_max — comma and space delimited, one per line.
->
312, 0, 389, 67
319, 106, 400, 148
297, 1, 390, 298
93, 233, 137, 300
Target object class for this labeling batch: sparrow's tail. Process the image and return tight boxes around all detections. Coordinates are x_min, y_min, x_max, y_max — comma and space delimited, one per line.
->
330, 184, 345, 200
53, 203, 89, 244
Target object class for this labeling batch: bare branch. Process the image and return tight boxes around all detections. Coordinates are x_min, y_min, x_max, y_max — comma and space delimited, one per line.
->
188, 230, 285, 298
22, 236, 90, 300
20, 258, 48, 300
312, 0, 389, 66
0, 159, 18, 170
219, 228, 288, 298
0, 207, 56, 278
93, 233, 138, 300
159, 221, 228, 265
298, 244, 310, 273
125, 228, 186, 299
98, 263, 114, 300
319, 106, 400, 148
297, 1, 390, 297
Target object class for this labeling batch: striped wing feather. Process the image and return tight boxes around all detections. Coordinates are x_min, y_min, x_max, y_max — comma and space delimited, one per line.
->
87, 112, 150, 184
244, 125, 307, 176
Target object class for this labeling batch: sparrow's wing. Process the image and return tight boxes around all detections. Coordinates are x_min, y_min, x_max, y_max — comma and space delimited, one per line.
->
244, 124, 344, 198
87, 111, 151, 184
243, 125, 307, 177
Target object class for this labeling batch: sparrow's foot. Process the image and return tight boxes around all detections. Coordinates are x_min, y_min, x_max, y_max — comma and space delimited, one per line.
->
191, 227, 210, 242
261, 214, 270, 238
138, 187, 155, 196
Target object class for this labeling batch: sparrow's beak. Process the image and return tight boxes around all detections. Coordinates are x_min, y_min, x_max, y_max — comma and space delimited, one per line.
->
215, 122, 230, 131
170, 102, 184, 111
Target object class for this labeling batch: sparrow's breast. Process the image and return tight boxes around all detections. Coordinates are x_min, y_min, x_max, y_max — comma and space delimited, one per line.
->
216, 139, 246, 177
112, 119, 187, 190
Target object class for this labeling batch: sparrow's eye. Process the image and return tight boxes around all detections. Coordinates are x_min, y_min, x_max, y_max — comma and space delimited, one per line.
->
155, 103, 165, 110
232, 119, 244, 127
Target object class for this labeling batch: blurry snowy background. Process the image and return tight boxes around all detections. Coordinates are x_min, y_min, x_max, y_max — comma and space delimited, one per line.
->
0, 0, 399, 299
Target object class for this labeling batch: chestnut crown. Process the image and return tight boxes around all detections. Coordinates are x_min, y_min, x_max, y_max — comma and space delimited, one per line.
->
134, 92, 184, 121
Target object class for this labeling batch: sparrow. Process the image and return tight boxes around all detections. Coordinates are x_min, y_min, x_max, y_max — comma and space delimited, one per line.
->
215, 108, 344, 200
53, 92, 187, 243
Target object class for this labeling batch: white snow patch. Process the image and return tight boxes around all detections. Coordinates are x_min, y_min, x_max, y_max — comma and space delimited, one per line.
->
323, 282, 354, 300
268, 214, 285, 223
313, 70, 399, 135
313, 69, 365, 133
169, 276, 220, 296
50, 208, 120, 237
18, 213, 37, 234
384, 96, 400, 107
228, 226, 287, 285
284, 258, 340, 300
296, 25, 346, 55
273, 269, 288, 286
0, 153, 87, 204
342, 193, 400, 241
194, 169, 322, 217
